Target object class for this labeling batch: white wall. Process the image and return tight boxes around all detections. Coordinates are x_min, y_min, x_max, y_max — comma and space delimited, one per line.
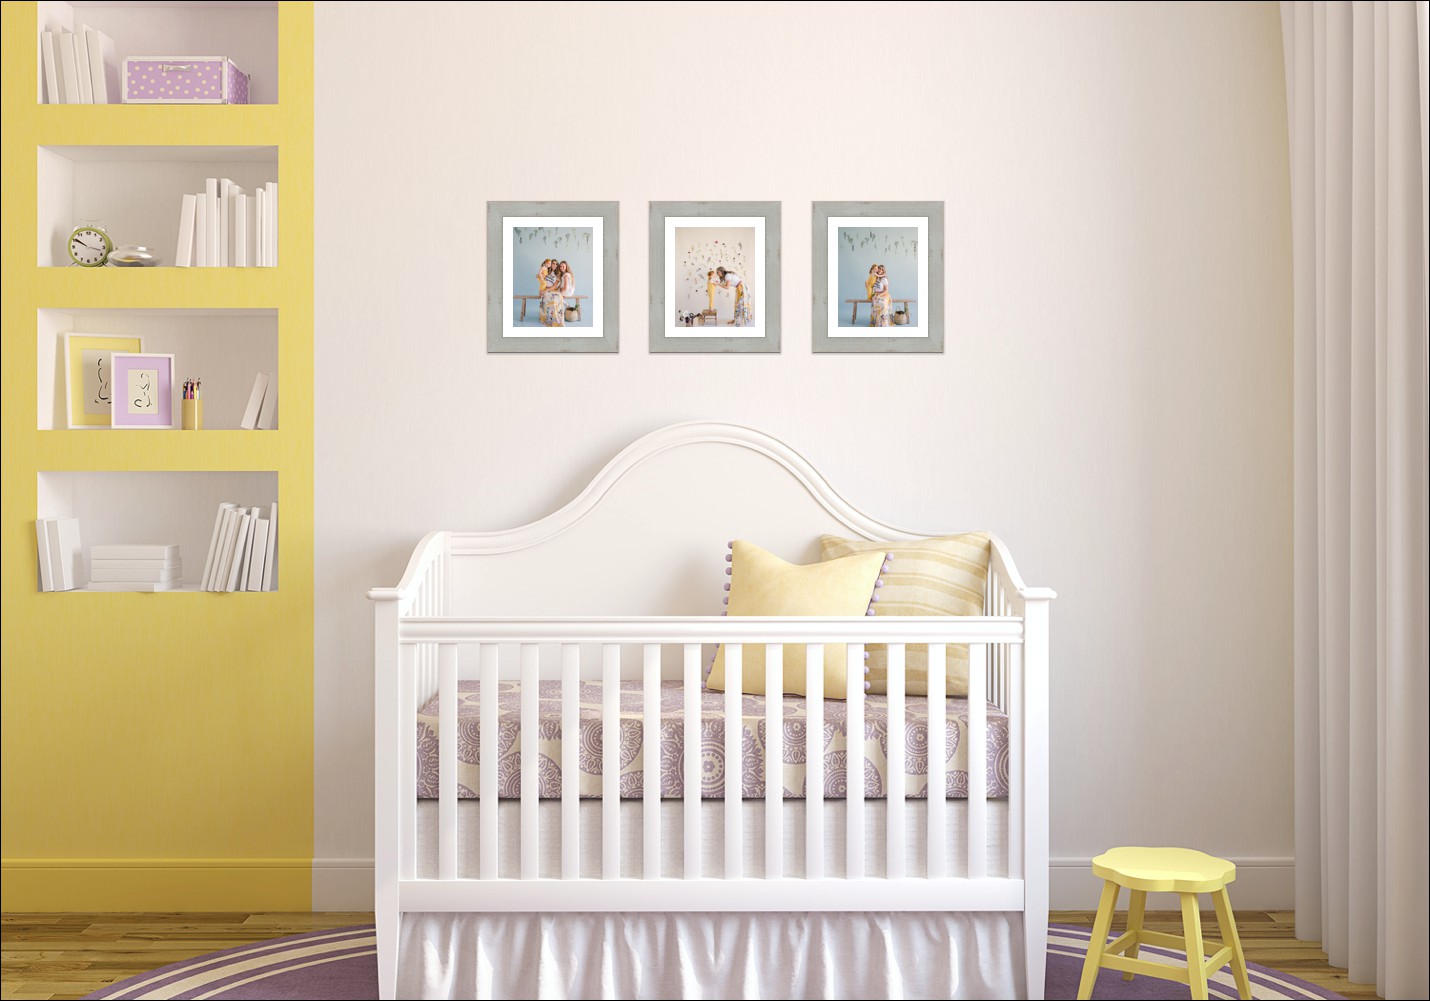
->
314, 1, 1293, 908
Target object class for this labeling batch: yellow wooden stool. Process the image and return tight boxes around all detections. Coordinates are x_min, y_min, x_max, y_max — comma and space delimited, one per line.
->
1076, 847, 1252, 1001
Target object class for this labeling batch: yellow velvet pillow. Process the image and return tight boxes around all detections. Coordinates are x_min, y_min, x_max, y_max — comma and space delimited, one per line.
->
705, 539, 887, 699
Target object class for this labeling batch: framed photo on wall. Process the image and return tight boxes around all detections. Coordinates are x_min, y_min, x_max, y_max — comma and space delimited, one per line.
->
649, 201, 781, 353
109, 352, 177, 430
486, 201, 619, 353
63, 332, 145, 429
812, 201, 944, 353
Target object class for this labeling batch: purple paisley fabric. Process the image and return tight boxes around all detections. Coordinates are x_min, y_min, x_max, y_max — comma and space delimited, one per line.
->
416, 681, 1009, 801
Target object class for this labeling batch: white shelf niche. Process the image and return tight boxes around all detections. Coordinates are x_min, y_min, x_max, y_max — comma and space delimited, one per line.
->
38, 307, 278, 430
37, 1, 278, 104
38, 469, 278, 591
37, 144, 278, 267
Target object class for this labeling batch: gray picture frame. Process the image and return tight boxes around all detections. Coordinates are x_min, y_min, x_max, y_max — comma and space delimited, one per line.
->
487, 201, 619, 353
812, 200, 944, 353
649, 201, 781, 353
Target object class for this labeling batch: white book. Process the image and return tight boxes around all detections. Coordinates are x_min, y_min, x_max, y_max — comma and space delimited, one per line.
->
175, 193, 197, 268
226, 512, 253, 592
200, 502, 235, 590
265, 181, 278, 267
91, 544, 179, 561
195, 190, 209, 267
245, 519, 269, 592
240, 373, 268, 430
36, 519, 55, 591
57, 30, 81, 104
233, 193, 248, 267
41, 33, 63, 105
261, 502, 278, 591
49, 518, 83, 590
256, 373, 278, 430
211, 508, 239, 591
74, 26, 94, 103
93, 558, 182, 570
91, 566, 182, 583
206, 178, 220, 268
219, 178, 232, 267
85, 28, 118, 104
255, 187, 266, 267
236, 506, 257, 590
88, 581, 178, 592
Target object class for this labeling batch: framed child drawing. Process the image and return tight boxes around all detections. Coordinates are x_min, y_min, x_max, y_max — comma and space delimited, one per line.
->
486, 201, 620, 353
648, 201, 781, 353
812, 201, 945, 353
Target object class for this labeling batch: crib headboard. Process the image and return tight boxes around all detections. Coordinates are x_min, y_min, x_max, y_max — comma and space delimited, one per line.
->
442, 422, 941, 617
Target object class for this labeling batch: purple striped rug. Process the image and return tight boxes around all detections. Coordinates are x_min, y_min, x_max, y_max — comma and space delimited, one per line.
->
86, 923, 1346, 999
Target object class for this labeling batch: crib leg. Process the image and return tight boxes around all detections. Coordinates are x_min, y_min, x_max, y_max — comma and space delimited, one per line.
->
376, 897, 399, 1000
1024, 906, 1047, 1000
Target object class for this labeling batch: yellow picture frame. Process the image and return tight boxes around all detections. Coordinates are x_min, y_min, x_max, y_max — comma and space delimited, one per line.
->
63, 333, 144, 428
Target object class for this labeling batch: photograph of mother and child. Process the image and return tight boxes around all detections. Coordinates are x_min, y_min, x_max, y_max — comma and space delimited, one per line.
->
511, 226, 595, 328
837, 226, 920, 327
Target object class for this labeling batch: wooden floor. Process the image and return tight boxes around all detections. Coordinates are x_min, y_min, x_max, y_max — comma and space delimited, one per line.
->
0, 910, 1380, 1000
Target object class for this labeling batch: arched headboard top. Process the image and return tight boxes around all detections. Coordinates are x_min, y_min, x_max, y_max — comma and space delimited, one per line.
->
371, 422, 1047, 614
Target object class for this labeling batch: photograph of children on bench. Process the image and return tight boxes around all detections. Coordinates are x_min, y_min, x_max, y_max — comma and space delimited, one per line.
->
506, 221, 598, 332
831, 216, 929, 334
665, 218, 765, 337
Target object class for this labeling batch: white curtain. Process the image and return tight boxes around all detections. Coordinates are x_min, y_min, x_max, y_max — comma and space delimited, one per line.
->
1281, 2, 1429, 998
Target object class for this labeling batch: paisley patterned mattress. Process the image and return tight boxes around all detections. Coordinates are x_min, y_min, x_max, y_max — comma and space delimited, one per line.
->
416, 681, 1009, 801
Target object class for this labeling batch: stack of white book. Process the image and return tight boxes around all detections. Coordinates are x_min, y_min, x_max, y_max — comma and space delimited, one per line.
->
90, 544, 182, 592
201, 501, 277, 591
175, 178, 278, 268
35, 518, 83, 592
40, 26, 119, 104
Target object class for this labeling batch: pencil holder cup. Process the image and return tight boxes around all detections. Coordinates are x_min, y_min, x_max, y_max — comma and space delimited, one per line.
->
182, 398, 203, 430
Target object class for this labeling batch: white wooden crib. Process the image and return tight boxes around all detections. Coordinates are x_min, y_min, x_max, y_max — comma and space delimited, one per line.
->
369, 422, 1054, 999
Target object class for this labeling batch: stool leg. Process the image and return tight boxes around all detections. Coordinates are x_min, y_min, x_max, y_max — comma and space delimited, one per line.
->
1212, 886, 1252, 999
1077, 880, 1120, 1000
1122, 889, 1146, 981
1181, 892, 1208, 1000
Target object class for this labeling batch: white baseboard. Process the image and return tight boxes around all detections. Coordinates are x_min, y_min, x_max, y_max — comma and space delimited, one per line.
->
314, 856, 1295, 913
313, 857, 377, 911
1051, 856, 1294, 910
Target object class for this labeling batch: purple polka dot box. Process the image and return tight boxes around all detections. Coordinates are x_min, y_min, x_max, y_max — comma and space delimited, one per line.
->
122, 56, 250, 104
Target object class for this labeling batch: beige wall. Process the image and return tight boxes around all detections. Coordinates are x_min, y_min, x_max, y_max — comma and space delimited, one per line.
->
313, 1, 1293, 907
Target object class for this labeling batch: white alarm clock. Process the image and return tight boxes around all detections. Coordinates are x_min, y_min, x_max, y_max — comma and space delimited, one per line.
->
68, 222, 113, 267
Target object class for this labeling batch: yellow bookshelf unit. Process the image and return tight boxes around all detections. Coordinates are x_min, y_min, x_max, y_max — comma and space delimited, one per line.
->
1, 2, 314, 909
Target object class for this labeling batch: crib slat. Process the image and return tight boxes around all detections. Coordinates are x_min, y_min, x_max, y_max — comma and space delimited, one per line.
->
1009, 641, 1025, 879
764, 643, 783, 881
561, 644, 580, 880
846, 643, 865, 880
478, 643, 498, 880
643, 643, 661, 879
520, 644, 539, 880
602, 644, 620, 880
400, 644, 417, 881
886, 643, 906, 880
724, 644, 743, 879
805, 644, 824, 880
968, 643, 987, 880
683, 643, 701, 880
927, 643, 946, 879
438, 643, 458, 880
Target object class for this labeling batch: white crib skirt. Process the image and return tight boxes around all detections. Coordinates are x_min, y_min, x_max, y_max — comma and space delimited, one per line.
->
398, 910, 1024, 1000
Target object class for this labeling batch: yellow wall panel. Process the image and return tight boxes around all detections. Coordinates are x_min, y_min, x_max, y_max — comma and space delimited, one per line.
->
1, 3, 314, 910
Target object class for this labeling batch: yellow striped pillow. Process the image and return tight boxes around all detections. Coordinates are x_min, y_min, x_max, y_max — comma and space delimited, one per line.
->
818, 533, 991, 697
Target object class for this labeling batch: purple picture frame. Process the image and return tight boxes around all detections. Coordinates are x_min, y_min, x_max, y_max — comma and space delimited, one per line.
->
109, 353, 177, 429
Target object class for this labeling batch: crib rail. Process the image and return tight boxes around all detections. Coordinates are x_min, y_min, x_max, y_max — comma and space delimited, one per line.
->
374, 614, 1041, 909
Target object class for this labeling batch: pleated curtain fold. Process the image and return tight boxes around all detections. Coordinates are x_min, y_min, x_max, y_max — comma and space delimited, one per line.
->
1280, 2, 1429, 997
